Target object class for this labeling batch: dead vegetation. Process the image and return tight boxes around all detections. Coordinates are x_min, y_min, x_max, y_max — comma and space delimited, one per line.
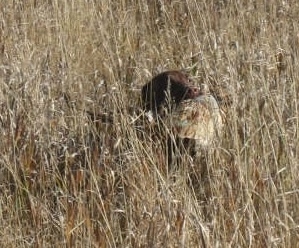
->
0, 0, 299, 247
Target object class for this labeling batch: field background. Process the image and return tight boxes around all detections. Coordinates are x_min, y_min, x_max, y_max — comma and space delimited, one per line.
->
1, 0, 299, 247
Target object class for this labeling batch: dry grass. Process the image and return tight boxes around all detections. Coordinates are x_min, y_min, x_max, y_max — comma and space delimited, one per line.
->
0, 0, 299, 247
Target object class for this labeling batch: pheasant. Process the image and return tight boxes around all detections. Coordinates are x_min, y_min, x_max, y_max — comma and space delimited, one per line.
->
171, 83, 223, 147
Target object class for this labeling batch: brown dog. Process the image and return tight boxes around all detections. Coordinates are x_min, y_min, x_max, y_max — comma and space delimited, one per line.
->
141, 71, 223, 168
141, 70, 200, 116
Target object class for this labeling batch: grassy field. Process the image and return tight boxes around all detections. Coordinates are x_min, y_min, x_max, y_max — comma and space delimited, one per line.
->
1, 0, 299, 247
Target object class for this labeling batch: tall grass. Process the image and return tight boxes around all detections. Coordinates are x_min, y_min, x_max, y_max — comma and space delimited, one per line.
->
0, 0, 298, 247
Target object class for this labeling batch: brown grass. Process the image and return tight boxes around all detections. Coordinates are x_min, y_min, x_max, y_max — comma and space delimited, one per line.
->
0, 0, 299, 247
